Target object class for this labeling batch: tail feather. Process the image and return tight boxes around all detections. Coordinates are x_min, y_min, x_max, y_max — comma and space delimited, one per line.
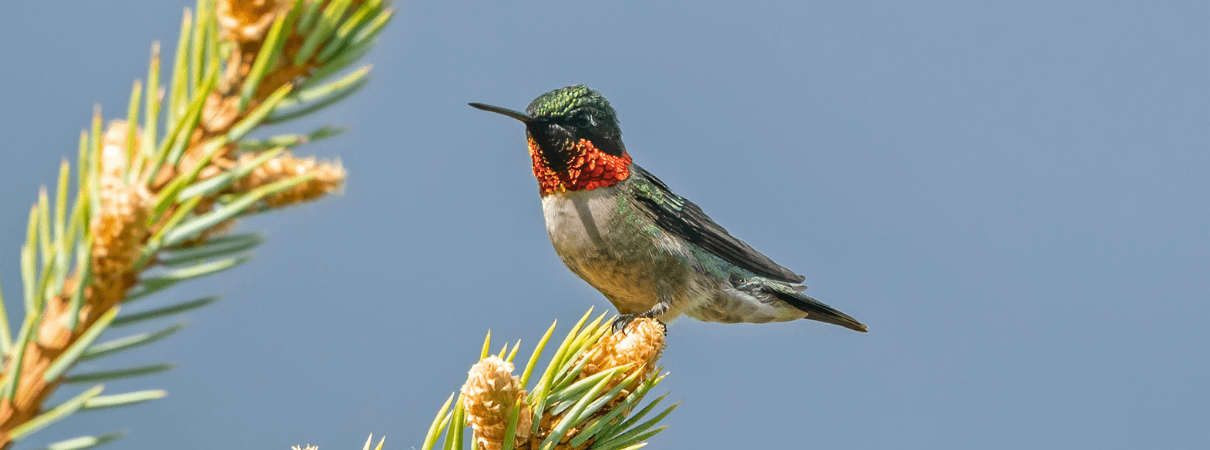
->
769, 289, 868, 333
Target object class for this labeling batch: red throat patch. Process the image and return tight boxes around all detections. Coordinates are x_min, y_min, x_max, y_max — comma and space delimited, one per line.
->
529, 137, 633, 196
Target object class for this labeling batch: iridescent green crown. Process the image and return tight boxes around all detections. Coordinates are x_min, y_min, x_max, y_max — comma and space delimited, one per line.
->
526, 85, 619, 127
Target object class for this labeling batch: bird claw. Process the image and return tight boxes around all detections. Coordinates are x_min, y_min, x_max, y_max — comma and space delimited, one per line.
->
611, 309, 669, 335
611, 314, 638, 334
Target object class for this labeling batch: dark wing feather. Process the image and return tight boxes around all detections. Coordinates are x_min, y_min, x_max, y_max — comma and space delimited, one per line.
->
766, 287, 868, 332
628, 165, 806, 284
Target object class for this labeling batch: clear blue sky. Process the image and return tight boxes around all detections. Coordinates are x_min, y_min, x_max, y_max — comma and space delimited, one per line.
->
1, 1, 1207, 449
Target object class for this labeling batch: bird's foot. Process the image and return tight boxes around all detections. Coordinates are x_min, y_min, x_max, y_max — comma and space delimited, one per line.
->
611, 314, 639, 334
611, 304, 669, 335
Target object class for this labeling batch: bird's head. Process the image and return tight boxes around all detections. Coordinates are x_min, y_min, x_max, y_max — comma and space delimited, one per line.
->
471, 85, 633, 196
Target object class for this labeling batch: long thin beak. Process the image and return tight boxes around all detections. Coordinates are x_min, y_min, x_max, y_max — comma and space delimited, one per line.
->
468, 102, 533, 123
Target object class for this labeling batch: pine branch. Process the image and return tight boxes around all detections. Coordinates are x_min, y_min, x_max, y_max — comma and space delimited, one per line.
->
421, 310, 677, 450
0, 1, 394, 447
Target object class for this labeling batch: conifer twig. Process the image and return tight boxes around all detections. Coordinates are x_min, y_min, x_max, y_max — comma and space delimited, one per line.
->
424, 313, 676, 450
0, 1, 394, 447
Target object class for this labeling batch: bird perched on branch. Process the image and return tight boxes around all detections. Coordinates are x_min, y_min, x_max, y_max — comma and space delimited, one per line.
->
470, 85, 866, 332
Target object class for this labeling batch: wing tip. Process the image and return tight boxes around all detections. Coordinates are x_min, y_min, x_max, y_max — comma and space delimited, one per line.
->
810, 311, 868, 333
768, 288, 868, 333
842, 320, 870, 333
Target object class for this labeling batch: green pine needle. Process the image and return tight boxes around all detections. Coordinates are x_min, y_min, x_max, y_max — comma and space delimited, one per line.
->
315, 0, 381, 63
2, 314, 40, 401
124, 255, 251, 304
22, 208, 38, 313
266, 66, 371, 124
160, 233, 264, 266
519, 320, 557, 387
239, 11, 293, 110
0, 269, 11, 354
80, 324, 185, 362
65, 363, 176, 384
66, 236, 92, 331
295, 0, 326, 34
189, 0, 210, 98
479, 330, 493, 361
442, 394, 465, 450
423, 393, 456, 450
142, 43, 161, 168
293, 0, 355, 65
168, 9, 194, 125
162, 172, 314, 247
36, 430, 128, 450
8, 385, 105, 442
80, 389, 167, 411
236, 125, 347, 152
176, 148, 284, 201
80, 323, 186, 361
364, 433, 387, 450
111, 296, 218, 327
228, 83, 295, 141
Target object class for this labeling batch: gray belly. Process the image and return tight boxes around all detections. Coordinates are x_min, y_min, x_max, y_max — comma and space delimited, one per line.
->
541, 188, 691, 315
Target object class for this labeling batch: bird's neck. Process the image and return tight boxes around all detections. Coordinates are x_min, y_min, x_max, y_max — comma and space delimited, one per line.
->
530, 137, 633, 196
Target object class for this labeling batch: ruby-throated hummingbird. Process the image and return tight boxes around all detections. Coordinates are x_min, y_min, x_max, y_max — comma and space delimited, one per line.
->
470, 86, 867, 332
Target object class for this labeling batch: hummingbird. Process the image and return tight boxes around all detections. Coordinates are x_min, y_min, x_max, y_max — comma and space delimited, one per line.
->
469, 86, 867, 332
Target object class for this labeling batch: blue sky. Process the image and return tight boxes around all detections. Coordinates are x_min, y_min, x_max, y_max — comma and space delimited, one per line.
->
1, 1, 1207, 449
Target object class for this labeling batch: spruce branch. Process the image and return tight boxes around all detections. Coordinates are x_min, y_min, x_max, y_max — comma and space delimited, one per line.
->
0, 0, 394, 447
422, 310, 677, 450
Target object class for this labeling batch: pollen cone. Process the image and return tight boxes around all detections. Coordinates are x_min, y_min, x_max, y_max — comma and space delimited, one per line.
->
461, 356, 533, 450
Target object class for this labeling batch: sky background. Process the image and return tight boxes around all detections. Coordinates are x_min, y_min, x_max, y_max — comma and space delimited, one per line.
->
1, 1, 1208, 449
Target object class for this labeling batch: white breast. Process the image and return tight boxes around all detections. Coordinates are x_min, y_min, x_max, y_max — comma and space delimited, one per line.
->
541, 187, 621, 252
